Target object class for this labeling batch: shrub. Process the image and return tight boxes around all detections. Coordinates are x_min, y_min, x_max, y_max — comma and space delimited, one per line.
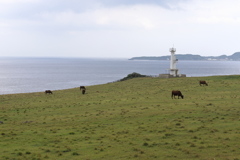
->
72, 152, 79, 155
143, 142, 149, 146
119, 72, 147, 81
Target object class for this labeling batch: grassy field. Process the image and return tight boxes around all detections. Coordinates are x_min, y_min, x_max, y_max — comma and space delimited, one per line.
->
1, 75, 240, 160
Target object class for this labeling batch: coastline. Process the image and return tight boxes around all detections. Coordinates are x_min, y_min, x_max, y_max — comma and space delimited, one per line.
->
129, 52, 240, 61
0, 59, 240, 95
1, 74, 240, 96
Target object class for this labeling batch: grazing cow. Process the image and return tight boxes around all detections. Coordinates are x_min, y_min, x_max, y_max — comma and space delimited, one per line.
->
0, 121, 3, 124
82, 88, 86, 94
199, 81, 208, 86
172, 90, 184, 99
80, 86, 86, 90
45, 90, 53, 94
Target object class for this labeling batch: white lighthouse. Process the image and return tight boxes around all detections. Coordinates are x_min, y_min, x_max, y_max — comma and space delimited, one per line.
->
159, 47, 186, 78
169, 47, 179, 77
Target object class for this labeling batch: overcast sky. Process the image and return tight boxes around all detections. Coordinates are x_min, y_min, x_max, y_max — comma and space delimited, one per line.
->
0, 0, 239, 58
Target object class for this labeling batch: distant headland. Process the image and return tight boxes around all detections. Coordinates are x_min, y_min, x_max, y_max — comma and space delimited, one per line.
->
129, 52, 240, 61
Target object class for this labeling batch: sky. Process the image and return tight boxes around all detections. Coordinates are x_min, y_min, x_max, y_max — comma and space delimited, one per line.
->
0, 0, 239, 58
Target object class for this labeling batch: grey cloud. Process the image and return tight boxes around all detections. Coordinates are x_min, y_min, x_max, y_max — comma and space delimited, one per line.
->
1, 0, 99, 21
96, 0, 190, 9
2, 0, 189, 20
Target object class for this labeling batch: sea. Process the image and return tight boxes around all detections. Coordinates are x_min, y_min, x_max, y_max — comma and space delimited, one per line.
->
0, 57, 240, 95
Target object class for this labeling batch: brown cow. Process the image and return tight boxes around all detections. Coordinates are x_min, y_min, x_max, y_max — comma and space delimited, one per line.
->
199, 81, 208, 86
45, 90, 53, 94
82, 88, 86, 94
172, 90, 184, 99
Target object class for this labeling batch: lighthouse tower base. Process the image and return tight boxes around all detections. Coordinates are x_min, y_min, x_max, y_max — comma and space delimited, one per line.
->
159, 73, 186, 79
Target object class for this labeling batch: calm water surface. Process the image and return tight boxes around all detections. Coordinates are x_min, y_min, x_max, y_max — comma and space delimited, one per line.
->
0, 58, 240, 94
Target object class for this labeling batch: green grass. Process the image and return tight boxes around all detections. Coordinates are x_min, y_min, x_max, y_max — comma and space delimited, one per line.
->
1, 75, 240, 160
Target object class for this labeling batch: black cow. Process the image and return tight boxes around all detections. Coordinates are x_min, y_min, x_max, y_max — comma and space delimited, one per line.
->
80, 86, 86, 90
45, 90, 53, 94
172, 90, 184, 99
199, 81, 208, 86
82, 88, 86, 94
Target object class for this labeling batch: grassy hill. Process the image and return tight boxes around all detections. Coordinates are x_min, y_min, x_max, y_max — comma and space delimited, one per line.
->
1, 75, 240, 160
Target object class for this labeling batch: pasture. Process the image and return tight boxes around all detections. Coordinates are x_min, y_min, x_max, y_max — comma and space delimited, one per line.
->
1, 75, 240, 160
